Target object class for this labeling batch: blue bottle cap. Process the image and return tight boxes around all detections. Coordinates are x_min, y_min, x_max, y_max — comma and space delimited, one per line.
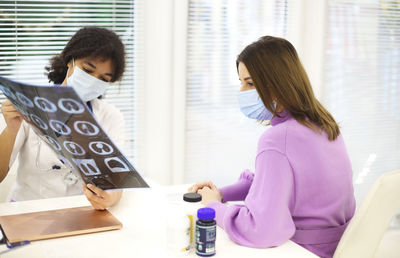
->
197, 207, 215, 221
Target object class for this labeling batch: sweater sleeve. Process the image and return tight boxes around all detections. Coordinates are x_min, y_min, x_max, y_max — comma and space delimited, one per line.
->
219, 169, 254, 202
208, 150, 296, 248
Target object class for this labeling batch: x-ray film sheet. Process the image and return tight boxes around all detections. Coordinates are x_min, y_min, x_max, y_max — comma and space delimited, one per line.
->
0, 75, 149, 190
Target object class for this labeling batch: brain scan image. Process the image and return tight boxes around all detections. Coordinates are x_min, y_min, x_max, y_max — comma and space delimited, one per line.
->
89, 141, 114, 155
49, 119, 71, 135
16, 92, 34, 108
72, 158, 101, 176
58, 98, 85, 114
30, 114, 48, 130
74, 121, 100, 136
34, 97, 57, 113
63, 140, 86, 156
104, 157, 130, 173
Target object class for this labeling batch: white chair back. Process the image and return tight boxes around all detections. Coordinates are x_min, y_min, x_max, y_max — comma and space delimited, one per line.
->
334, 170, 400, 258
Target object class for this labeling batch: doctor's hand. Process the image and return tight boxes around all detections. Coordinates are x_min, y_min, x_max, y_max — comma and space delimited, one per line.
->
1, 100, 23, 133
188, 181, 222, 206
83, 184, 123, 210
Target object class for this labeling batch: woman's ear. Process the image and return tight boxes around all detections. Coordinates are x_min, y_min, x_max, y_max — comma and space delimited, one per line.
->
274, 100, 284, 113
61, 60, 74, 85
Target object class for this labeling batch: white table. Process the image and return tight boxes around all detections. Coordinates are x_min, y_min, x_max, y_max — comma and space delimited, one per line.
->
0, 185, 317, 258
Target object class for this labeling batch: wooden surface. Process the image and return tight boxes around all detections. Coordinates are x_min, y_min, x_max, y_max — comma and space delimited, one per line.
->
0, 206, 122, 243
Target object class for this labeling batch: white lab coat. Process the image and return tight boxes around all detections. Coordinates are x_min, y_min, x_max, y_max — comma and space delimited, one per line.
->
0, 98, 125, 202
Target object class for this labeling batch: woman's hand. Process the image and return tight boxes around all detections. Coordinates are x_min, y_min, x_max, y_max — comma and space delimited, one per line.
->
198, 186, 223, 206
188, 181, 218, 193
83, 184, 123, 210
1, 100, 23, 133
188, 181, 222, 206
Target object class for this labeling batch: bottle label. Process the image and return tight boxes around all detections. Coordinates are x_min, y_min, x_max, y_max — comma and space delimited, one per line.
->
196, 224, 216, 256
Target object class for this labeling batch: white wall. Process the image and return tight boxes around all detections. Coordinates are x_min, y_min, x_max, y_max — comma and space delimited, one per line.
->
134, 0, 175, 185
288, 0, 327, 99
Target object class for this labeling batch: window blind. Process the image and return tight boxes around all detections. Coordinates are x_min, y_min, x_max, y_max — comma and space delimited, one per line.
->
323, 0, 400, 203
0, 0, 138, 160
184, 0, 291, 185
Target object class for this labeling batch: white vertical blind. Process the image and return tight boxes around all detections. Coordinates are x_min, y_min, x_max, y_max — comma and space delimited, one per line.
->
184, 0, 292, 186
0, 0, 139, 161
322, 0, 400, 203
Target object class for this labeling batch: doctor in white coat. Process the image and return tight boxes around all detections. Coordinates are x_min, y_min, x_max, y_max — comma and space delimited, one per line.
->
0, 27, 126, 210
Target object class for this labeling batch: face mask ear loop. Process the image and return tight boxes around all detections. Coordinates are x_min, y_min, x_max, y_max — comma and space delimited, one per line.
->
70, 58, 75, 74
66, 58, 75, 82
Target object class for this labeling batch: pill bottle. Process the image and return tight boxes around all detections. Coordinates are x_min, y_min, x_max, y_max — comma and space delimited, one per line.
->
195, 207, 216, 257
166, 211, 191, 256
183, 192, 203, 247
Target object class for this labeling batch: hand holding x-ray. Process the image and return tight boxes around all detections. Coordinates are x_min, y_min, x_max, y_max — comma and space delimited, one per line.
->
1, 99, 23, 133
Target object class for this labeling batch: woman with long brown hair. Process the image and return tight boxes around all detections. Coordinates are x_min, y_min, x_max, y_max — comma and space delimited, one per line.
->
189, 36, 356, 258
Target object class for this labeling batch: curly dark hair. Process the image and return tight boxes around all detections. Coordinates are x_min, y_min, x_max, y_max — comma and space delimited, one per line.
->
46, 26, 125, 84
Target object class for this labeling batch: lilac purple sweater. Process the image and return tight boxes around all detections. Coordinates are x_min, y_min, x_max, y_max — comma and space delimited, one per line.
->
208, 111, 356, 258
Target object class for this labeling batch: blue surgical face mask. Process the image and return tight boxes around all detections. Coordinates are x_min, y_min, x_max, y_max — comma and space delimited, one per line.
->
237, 89, 274, 120
66, 59, 109, 101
